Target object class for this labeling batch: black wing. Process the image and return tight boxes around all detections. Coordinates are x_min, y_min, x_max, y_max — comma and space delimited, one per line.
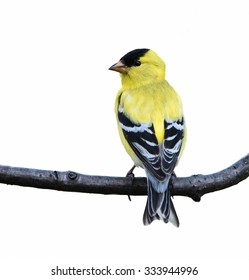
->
118, 108, 165, 180
118, 108, 184, 180
162, 118, 184, 174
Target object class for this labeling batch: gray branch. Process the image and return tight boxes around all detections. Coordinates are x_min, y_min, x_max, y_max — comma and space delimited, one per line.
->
0, 153, 248, 201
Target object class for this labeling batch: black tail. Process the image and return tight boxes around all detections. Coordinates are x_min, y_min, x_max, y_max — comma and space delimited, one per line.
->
143, 179, 179, 226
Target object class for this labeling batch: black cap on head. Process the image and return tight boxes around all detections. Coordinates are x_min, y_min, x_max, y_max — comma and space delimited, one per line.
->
120, 48, 149, 67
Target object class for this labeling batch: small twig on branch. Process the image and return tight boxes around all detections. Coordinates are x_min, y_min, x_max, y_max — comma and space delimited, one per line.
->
0, 154, 248, 201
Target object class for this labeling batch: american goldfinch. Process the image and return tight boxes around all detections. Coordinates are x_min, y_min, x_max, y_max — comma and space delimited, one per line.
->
109, 49, 186, 226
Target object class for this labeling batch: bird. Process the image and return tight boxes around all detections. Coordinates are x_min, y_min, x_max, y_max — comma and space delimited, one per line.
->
109, 49, 186, 226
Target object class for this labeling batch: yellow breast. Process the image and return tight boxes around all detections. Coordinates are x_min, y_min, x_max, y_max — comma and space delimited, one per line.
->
116, 81, 183, 145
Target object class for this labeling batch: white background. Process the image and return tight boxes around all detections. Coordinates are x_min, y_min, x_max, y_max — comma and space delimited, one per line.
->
0, 0, 248, 279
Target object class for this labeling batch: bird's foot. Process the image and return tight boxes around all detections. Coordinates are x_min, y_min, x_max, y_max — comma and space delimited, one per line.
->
171, 171, 177, 179
126, 165, 136, 201
126, 165, 136, 179
170, 172, 177, 198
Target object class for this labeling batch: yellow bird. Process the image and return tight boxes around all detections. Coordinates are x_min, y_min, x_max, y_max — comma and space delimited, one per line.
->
109, 49, 186, 226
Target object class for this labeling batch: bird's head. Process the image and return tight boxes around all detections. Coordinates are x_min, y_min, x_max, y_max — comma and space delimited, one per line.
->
109, 48, 166, 88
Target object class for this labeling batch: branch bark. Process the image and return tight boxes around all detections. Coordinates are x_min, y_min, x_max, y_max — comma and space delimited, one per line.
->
0, 154, 248, 201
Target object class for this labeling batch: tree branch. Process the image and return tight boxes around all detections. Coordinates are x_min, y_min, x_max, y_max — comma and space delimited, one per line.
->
0, 153, 248, 201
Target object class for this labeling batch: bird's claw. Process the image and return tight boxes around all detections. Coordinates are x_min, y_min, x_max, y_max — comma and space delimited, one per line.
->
126, 165, 136, 179
126, 165, 136, 201
170, 172, 177, 198
171, 171, 177, 179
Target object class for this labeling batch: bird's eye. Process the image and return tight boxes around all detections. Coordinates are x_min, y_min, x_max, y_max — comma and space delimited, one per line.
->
134, 60, 141, 66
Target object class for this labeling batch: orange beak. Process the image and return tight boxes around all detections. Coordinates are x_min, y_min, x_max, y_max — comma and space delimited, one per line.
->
109, 60, 129, 73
